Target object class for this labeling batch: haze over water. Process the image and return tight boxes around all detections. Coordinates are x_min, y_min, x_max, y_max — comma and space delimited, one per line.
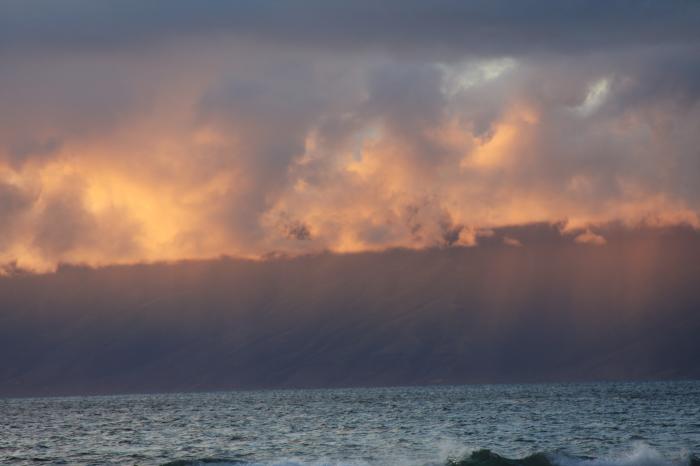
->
2, 381, 699, 466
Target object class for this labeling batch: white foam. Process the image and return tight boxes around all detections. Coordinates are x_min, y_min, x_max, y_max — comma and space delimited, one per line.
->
552, 443, 694, 466
175, 443, 697, 466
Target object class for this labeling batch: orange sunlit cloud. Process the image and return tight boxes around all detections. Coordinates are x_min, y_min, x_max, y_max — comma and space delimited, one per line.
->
1, 31, 699, 273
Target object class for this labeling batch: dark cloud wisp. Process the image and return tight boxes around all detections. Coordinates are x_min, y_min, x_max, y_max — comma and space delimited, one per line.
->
2, 0, 699, 56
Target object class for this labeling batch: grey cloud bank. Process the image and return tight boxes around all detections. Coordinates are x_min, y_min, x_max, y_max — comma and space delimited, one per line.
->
1, 225, 699, 397
2, 0, 699, 57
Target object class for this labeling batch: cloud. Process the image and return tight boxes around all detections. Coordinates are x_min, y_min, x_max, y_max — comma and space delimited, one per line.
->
0, 178, 35, 249
503, 236, 523, 247
1, 226, 699, 395
0, 2, 699, 270
33, 181, 96, 256
279, 217, 312, 241
0, 179, 34, 219
574, 230, 607, 246
1, 1, 698, 57
8, 137, 62, 167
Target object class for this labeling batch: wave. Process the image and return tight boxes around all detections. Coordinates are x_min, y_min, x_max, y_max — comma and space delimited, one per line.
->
448, 446, 699, 466
161, 444, 700, 466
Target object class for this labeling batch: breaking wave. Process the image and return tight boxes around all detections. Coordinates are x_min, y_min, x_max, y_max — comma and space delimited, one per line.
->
161, 444, 700, 466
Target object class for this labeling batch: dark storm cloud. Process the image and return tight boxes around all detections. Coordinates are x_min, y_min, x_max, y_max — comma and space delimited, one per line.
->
282, 220, 312, 241
1, 0, 699, 57
1, 225, 699, 397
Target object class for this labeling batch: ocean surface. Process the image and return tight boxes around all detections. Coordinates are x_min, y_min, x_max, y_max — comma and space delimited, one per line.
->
0, 381, 699, 466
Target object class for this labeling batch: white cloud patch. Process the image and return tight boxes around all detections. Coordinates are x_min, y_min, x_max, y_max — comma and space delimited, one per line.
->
575, 230, 607, 246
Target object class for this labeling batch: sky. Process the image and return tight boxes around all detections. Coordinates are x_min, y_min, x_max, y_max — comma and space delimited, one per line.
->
0, 0, 699, 271
1, 1, 700, 395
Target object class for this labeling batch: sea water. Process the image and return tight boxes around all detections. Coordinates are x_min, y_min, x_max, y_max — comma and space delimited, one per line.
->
0, 381, 698, 466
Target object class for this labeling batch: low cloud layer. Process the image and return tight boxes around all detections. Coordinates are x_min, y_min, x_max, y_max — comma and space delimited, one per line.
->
1, 1, 699, 270
1, 225, 699, 396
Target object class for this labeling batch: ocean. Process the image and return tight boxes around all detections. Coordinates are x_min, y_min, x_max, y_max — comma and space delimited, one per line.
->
0, 381, 698, 466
